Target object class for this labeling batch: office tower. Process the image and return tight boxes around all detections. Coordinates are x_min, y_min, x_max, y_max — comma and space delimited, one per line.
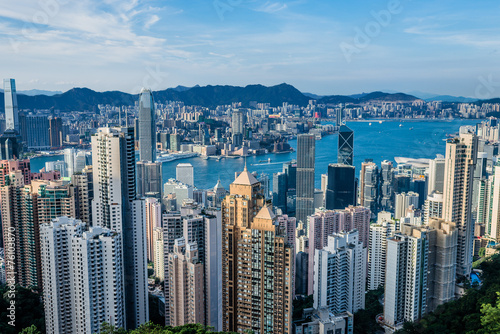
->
295, 252, 309, 296
337, 125, 354, 166
383, 221, 457, 331
0, 129, 23, 160
313, 230, 366, 314
45, 160, 66, 175
368, 217, 395, 290
146, 198, 162, 262
176, 163, 194, 186
395, 192, 419, 220
170, 133, 181, 152
4, 79, 19, 132
428, 156, 445, 194
380, 160, 394, 212
360, 161, 379, 215
411, 177, 427, 209
19, 114, 50, 149
1, 178, 77, 290
442, 133, 477, 276
138, 88, 156, 162
72, 165, 93, 226
40, 217, 124, 334
283, 160, 297, 191
273, 172, 288, 213
137, 161, 162, 198
74, 151, 88, 174
222, 168, 293, 333
393, 174, 411, 195
423, 192, 443, 225
296, 134, 315, 223
63, 148, 75, 178
91, 127, 148, 329
258, 172, 270, 199
49, 116, 63, 148
325, 164, 356, 210
168, 238, 205, 326
231, 109, 245, 135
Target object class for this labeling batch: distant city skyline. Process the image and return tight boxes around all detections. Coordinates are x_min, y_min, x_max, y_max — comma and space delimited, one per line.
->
1, 1, 499, 97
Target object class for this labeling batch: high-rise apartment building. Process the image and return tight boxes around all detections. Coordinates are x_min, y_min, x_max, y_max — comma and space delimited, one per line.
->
222, 168, 293, 333
428, 156, 445, 194
313, 230, 366, 314
368, 215, 395, 290
296, 134, 315, 223
138, 88, 156, 162
360, 161, 379, 215
423, 191, 443, 225
145, 197, 162, 262
1, 178, 77, 290
19, 114, 50, 149
91, 127, 148, 329
394, 192, 420, 220
72, 165, 93, 226
442, 133, 477, 276
383, 220, 457, 331
40, 217, 124, 334
168, 238, 205, 326
380, 160, 394, 212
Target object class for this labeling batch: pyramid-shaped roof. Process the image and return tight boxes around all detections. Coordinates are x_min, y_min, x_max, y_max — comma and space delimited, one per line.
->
255, 206, 275, 220
233, 166, 259, 186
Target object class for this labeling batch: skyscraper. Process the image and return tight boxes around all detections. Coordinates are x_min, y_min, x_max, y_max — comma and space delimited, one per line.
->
428, 156, 445, 194
325, 164, 356, 210
380, 160, 394, 212
138, 88, 156, 162
383, 221, 457, 331
442, 133, 477, 276
368, 214, 395, 290
222, 168, 293, 333
4, 78, 19, 132
137, 161, 162, 198
1, 79, 23, 159
337, 125, 354, 166
313, 230, 366, 314
394, 192, 420, 220
296, 134, 315, 223
40, 217, 124, 334
91, 127, 148, 329
273, 171, 288, 213
49, 116, 63, 148
176, 163, 194, 186
361, 162, 379, 215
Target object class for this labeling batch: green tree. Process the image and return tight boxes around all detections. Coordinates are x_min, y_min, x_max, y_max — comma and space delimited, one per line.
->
480, 292, 500, 333
19, 325, 42, 334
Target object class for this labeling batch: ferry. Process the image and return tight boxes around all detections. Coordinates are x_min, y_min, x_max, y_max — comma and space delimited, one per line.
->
156, 152, 199, 163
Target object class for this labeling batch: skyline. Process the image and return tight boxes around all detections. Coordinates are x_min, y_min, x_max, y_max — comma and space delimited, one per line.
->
1, 1, 500, 98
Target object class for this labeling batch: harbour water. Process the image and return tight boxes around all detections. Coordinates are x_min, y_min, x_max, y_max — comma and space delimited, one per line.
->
30, 119, 480, 191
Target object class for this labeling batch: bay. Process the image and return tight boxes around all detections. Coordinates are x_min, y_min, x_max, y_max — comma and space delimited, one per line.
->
30, 119, 480, 191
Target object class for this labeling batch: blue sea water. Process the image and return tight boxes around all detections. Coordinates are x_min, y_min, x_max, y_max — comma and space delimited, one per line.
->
30, 119, 480, 191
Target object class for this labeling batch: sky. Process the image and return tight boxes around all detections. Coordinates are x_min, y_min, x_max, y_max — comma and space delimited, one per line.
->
1, 0, 499, 97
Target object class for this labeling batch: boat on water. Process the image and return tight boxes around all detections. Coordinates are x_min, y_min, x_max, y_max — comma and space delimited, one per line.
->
156, 152, 199, 163
399, 123, 403, 127
378, 120, 383, 124
369, 123, 372, 126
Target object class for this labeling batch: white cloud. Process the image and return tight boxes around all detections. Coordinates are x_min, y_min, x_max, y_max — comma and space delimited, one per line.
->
255, 2, 288, 13
144, 15, 160, 29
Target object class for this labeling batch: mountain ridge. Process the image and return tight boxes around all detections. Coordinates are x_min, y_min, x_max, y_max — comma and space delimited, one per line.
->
0, 83, 428, 112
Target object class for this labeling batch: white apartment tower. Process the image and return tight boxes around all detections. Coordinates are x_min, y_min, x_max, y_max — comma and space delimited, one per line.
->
368, 218, 395, 290
40, 217, 125, 334
91, 127, 148, 329
442, 133, 477, 276
313, 230, 366, 314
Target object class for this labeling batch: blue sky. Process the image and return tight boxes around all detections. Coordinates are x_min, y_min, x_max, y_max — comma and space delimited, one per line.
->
1, 0, 499, 97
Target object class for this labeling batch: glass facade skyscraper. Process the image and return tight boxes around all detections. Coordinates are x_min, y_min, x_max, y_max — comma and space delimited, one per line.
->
338, 125, 354, 166
325, 163, 356, 210
138, 88, 156, 162
296, 134, 315, 223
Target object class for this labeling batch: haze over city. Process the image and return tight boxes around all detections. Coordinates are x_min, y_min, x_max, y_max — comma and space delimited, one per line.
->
2, 0, 500, 97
